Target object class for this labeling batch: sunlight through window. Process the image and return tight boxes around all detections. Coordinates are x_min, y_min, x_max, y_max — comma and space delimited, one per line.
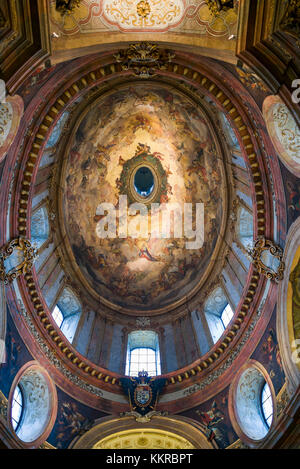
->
125, 331, 161, 376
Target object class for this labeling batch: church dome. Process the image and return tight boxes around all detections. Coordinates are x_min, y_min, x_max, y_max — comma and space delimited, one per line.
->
0, 0, 299, 451
59, 84, 227, 312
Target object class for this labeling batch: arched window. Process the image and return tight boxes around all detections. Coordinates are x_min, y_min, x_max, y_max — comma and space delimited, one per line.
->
125, 330, 161, 377
52, 287, 82, 343
31, 205, 49, 250
237, 206, 253, 250
261, 382, 273, 428
205, 287, 234, 344
11, 384, 24, 431
45, 111, 69, 150
219, 111, 241, 151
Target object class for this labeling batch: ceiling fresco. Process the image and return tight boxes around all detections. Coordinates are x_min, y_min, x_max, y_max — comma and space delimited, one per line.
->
62, 85, 226, 310
50, 0, 237, 36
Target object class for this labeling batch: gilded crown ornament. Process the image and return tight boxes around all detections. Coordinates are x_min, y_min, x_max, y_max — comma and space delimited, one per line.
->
114, 42, 175, 78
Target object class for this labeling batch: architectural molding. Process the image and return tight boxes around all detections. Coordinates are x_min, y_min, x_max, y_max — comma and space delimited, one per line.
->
277, 217, 300, 396
69, 414, 215, 449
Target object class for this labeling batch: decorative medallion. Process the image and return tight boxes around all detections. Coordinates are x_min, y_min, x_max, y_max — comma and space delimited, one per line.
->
118, 143, 168, 206
137, 1, 151, 18
103, 0, 185, 31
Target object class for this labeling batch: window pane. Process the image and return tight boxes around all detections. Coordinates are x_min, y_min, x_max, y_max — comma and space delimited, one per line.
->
52, 305, 64, 328
261, 382, 273, 428
11, 385, 23, 431
127, 347, 161, 376
126, 331, 161, 376
221, 304, 234, 328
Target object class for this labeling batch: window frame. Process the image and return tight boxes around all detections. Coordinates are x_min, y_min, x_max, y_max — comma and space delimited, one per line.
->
11, 383, 24, 433
220, 303, 234, 330
260, 381, 273, 429
51, 304, 64, 329
125, 331, 161, 377
51, 287, 83, 343
30, 203, 50, 252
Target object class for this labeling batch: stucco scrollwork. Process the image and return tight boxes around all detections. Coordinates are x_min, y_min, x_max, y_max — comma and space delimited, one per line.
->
0, 238, 37, 284
103, 0, 185, 31
0, 95, 24, 163
263, 95, 300, 177
248, 237, 285, 283
136, 317, 151, 328
120, 410, 168, 423
114, 43, 175, 78
0, 102, 13, 147
239, 368, 261, 401
273, 104, 300, 156
21, 370, 48, 422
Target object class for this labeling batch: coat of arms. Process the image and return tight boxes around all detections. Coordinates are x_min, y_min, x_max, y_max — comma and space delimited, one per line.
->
134, 382, 152, 408
120, 370, 166, 417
